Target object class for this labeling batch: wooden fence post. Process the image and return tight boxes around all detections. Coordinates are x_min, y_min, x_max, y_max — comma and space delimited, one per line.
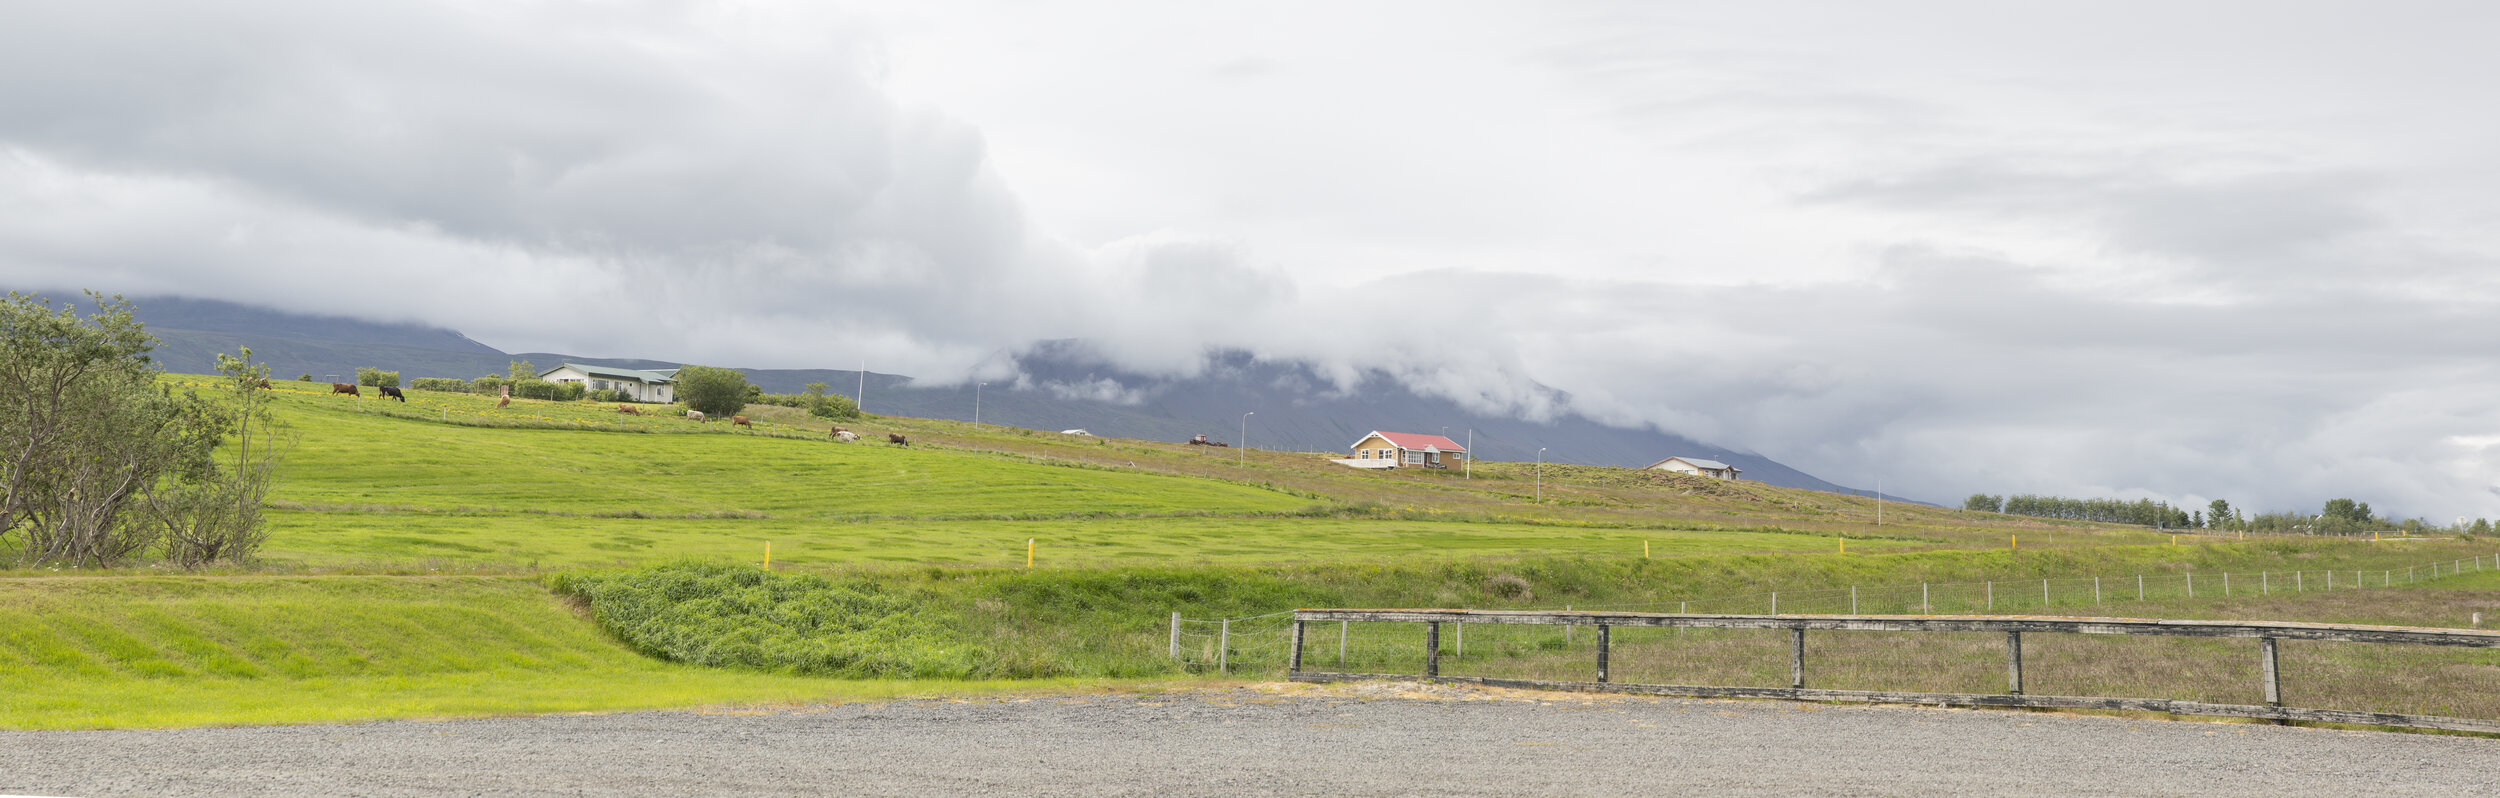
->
1169, 612, 1180, 660
1289, 620, 1306, 674
1425, 621, 1440, 678
2006, 631, 2024, 695
1597, 624, 1611, 684
1219, 618, 1230, 675
1340, 620, 1348, 666
1790, 627, 1806, 690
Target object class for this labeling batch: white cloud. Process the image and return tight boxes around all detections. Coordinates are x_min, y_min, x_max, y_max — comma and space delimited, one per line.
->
6, 1, 2500, 520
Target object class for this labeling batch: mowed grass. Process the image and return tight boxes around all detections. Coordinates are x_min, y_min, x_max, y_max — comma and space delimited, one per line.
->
0, 576, 1124, 730
262, 385, 1312, 519
259, 511, 1906, 570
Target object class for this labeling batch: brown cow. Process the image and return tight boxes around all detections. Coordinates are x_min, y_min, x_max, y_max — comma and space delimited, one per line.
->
887, 433, 909, 446
617, 404, 643, 416
731, 415, 752, 429
249, 378, 271, 389
496, 384, 511, 409
331, 382, 360, 397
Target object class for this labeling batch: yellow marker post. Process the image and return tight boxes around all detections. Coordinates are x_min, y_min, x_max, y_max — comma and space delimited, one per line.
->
2012, 535, 2017, 550
1643, 540, 1650, 559
1026, 538, 1035, 568
764, 541, 771, 570
2171, 535, 2177, 546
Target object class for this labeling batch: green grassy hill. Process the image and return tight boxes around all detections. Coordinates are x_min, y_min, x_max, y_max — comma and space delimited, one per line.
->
7, 374, 2495, 730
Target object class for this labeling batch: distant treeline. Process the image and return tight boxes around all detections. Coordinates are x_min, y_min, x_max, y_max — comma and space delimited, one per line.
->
1962, 494, 2193, 528
1965, 492, 2494, 537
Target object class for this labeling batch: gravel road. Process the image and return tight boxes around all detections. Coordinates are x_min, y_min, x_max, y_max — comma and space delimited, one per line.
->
6, 682, 2495, 797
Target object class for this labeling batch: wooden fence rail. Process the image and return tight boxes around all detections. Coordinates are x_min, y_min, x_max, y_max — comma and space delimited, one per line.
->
1287, 609, 2500, 734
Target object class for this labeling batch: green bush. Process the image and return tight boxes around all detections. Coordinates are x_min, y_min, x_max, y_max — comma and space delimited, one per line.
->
589, 388, 633, 404
547, 561, 983, 677
355, 367, 401, 388
508, 379, 586, 402
675, 365, 749, 417
409, 377, 470, 393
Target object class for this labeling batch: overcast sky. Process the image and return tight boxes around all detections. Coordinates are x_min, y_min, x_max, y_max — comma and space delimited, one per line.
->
5, 1, 2497, 519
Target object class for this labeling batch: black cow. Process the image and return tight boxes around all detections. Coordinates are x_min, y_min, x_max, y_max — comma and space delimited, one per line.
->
378, 386, 406, 402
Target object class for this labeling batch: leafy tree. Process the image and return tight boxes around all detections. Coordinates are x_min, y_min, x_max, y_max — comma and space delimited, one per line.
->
2324, 498, 2371, 524
2472, 519, 2492, 536
1962, 493, 2002, 513
0, 292, 277, 568
2207, 499, 2232, 530
296, 373, 311, 382
676, 365, 750, 417
354, 367, 400, 388
802, 381, 860, 420
508, 360, 536, 382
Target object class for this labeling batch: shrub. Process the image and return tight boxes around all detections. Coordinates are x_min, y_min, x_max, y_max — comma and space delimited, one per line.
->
409, 377, 470, 393
589, 388, 632, 404
546, 561, 983, 677
354, 367, 401, 388
676, 365, 749, 417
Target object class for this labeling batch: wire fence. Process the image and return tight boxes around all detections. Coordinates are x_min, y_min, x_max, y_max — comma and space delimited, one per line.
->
1170, 551, 2500, 675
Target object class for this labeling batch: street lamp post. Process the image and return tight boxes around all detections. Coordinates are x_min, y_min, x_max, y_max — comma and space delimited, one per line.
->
1536, 447, 1547, 503
974, 382, 985, 428
1240, 412, 1254, 467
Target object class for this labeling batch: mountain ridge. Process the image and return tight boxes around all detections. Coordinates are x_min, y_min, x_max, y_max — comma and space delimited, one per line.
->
106, 294, 1886, 497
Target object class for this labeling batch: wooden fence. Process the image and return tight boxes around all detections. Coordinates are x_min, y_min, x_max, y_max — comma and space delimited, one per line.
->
1287, 609, 2500, 734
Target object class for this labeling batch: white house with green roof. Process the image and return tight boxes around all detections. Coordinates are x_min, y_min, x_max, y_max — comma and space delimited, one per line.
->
540, 363, 675, 403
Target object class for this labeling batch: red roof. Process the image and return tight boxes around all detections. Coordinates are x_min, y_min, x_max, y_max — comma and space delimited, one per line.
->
1357, 430, 1466, 453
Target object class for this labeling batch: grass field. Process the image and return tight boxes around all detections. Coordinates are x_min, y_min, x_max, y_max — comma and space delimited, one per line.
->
0, 575, 1140, 730
6, 375, 2490, 730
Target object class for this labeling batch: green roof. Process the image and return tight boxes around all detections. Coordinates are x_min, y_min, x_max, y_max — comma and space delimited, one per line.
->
541, 363, 674, 384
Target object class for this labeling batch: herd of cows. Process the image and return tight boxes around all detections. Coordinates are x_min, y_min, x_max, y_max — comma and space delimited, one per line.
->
324, 380, 908, 445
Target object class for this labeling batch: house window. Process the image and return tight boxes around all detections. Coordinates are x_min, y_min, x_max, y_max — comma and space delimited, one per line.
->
1405, 450, 1423, 465
593, 380, 610, 390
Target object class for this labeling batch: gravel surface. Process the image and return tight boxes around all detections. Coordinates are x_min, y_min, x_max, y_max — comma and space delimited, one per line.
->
6, 682, 2496, 797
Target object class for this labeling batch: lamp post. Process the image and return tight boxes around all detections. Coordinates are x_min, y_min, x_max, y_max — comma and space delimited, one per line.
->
1240, 411, 1254, 467
974, 382, 985, 428
1536, 447, 1547, 503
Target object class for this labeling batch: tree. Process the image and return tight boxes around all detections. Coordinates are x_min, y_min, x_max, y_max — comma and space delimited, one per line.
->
676, 365, 750, 417
802, 381, 859, 420
508, 360, 536, 382
1962, 493, 2002, 513
2208, 499, 2233, 530
354, 367, 400, 388
2324, 498, 2371, 524
0, 292, 276, 568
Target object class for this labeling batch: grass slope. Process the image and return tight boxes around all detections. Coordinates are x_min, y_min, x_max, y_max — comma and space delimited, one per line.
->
0, 576, 1097, 730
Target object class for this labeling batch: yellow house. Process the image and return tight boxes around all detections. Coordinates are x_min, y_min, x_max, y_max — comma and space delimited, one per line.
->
1339, 430, 1467, 469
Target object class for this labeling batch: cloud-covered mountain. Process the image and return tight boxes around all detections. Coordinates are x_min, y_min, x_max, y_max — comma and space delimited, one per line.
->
123, 296, 1862, 495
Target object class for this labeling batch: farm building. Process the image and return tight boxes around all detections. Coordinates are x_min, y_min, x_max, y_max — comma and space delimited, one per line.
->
539, 363, 676, 403
1334, 430, 1467, 469
1646, 456, 1741, 480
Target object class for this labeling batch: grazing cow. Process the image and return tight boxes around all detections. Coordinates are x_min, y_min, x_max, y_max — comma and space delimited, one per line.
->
834, 430, 858, 443
685, 410, 705, 422
496, 385, 511, 409
379, 386, 406, 402
617, 404, 642, 416
330, 382, 359, 397
887, 433, 909, 446
250, 378, 271, 389
731, 415, 752, 429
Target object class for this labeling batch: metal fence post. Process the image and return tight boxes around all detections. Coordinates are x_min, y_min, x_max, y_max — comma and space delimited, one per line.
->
2043, 578, 2050, 608
2138, 574, 2145, 600
1456, 622, 1464, 659
1340, 620, 1348, 666
1597, 624, 1611, 684
1771, 592, 1779, 615
1922, 583, 1930, 613
2186, 572, 2193, 597
2007, 631, 2024, 695
1425, 621, 1441, 678
1219, 618, 1230, 675
1170, 612, 1181, 660
1290, 620, 1306, 674
2261, 637, 2281, 707
1790, 627, 1806, 689
1987, 581, 1993, 611
2094, 576, 2101, 604
1850, 585, 1858, 614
